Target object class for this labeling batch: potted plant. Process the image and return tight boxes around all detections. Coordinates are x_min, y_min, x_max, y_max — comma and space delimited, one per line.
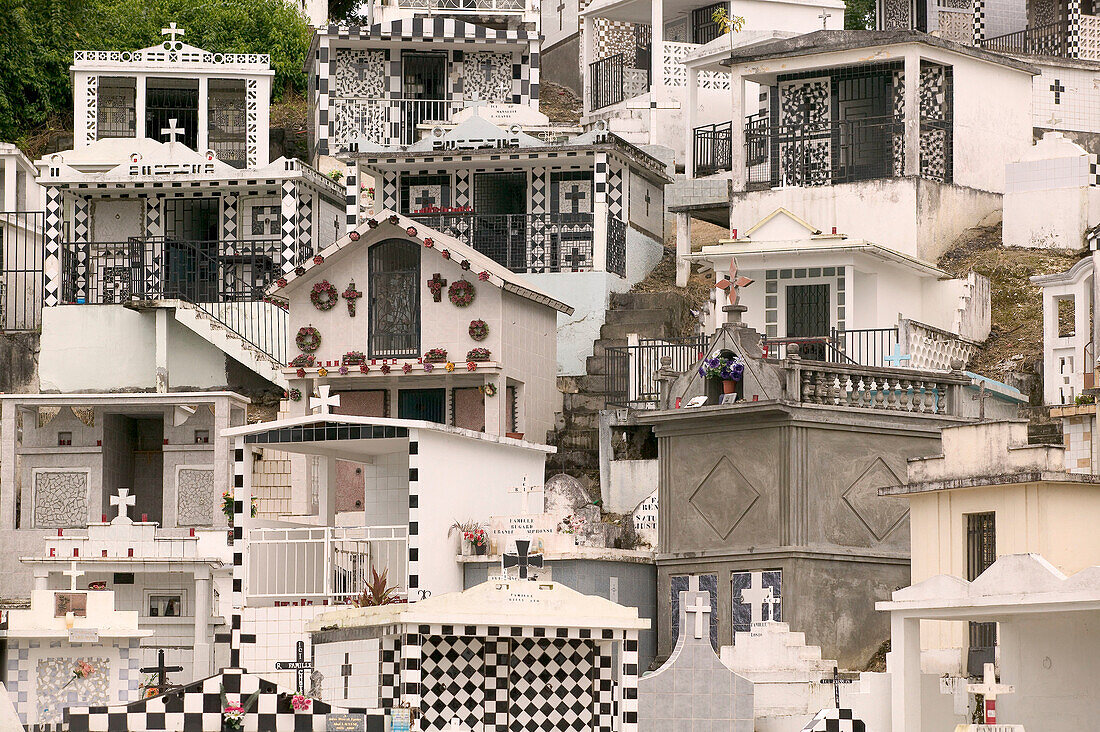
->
465, 527, 488, 555
352, 567, 402, 606
698, 353, 745, 394
449, 520, 486, 556
424, 348, 449, 363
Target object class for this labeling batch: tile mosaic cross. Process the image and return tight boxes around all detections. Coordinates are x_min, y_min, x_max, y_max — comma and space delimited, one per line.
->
502, 538, 543, 579
883, 344, 912, 368
275, 640, 313, 695
1050, 78, 1066, 104
563, 184, 586, 213
739, 572, 774, 625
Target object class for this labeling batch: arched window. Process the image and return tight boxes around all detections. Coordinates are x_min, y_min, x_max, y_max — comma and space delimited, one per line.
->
368, 238, 420, 358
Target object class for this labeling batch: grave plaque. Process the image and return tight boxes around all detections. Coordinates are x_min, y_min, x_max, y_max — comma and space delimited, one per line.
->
488, 512, 573, 553
391, 708, 412, 732
632, 491, 658, 547
326, 713, 366, 731
67, 627, 100, 643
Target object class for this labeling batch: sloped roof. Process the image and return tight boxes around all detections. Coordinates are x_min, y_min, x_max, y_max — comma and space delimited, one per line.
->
267, 209, 574, 315
308, 580, 650, 631
404, 114, 545, 152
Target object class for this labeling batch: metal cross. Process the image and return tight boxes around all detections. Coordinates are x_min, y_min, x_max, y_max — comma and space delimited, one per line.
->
563, 184, 586, 213
341, 652, 352, 699
684, 594, 711, 640
715, 262, 754, 306
820, 666, 855, 709
557, 0, 566, 30
502, 538, 544, 579
140, 649, 183, 693
1050, 78, 1066, 104
818, 8, 832, 28
644, 189, 651, 216
427, 273, 447, 302
161, 118, 184, 145
110, 487, 136, 523
161, 23, 185, 43
967, 663, 1014, 725
275, 640, 313, 695
63, 562, 85, 592
739, 573, 774, 625
309, 385, 341, 415
883, 344, 912, 368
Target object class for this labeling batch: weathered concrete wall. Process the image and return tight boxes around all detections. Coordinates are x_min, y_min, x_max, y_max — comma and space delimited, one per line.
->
541, 35, 581, 96
644, 402, 960, 668
0, 332, 39, 393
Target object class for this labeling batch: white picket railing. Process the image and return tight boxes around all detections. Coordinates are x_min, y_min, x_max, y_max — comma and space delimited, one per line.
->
247, 525, 408, 604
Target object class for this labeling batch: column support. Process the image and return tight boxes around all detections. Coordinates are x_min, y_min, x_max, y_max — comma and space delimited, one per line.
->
903, 50, 921, 177
675, 211, 691, 288
890, 613, 922, 732
193, 568, 213, 677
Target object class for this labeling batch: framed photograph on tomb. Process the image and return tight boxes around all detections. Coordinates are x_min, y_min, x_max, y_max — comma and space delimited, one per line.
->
55, 592, 88, 617
731, 570, 781, 640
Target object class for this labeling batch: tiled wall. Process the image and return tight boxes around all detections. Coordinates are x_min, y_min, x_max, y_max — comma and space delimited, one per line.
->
253, 449, 294, 518
313, 636, 381, 708
1062, 413, 1094, 473
241, 604, 330, 692
1033, 64, 1100, 136
361, 451, 410, 527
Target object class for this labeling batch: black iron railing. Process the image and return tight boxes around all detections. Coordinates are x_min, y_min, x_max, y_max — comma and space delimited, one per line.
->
62, 237, 286, 365
746, 115, 905, 187
0, 211, 45, 332
979, 19, 1071, 57
409, 212, 597, 274
589, 54, 650, 111
763, 327, 899, 367
607, 213, 626, 278
693, 121, 733, 177
605, 336, 709, 408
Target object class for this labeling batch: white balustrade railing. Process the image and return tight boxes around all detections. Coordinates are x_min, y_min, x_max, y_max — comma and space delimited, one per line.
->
331, 98, 466, 148
247, 525, 408, 604
399, 0, 528, 11
796, 361, 968, 414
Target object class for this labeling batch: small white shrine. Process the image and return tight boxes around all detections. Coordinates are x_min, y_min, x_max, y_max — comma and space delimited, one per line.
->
307, 579, 648, 731
0, 584, 149, 728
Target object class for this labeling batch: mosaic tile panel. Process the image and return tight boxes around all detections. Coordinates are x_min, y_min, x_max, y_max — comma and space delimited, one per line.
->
508, 638, 594, 731
34, 472, 88, 528
336, 49, 386, 98
881, 0, 911, 28
37, 656, 110, 725
421, 636, 485, 730
177, 468, 215, 526
464, 52, 514, 102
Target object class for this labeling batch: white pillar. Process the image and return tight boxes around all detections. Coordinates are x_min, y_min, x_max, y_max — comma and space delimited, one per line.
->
197, 77, 209, 153
1091, 251, 1100, 367
581, 15, 594, 117
318, 456, 337, 525
903, 50, 921, 177
34, 570, 49, 592
675, 211, 691, 288
890, 613, 922, 732
731, 72, 747, 191
136, 76, 147, 142
1, 400, 17, 529
193, 568, 213, 677
685, 66, 699, 177
213, 399, 231, 528
483, 378, 505, 436
155, 308, 169, 393
649, 0, 665, 137
3, 159, 17, 211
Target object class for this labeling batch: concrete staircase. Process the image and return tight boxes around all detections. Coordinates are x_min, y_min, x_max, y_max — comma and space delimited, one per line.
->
171, 301, 288, 388
547, 290, 692, 485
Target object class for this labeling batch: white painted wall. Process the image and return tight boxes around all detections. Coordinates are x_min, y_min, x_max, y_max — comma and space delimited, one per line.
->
414, 429, 549, 599
606, 459, 657, 514
734, 0, 845, 31
39, 306, 228, 392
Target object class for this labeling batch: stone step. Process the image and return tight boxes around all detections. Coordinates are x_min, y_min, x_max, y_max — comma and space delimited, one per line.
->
604, 307, 680, 328
554, 428, 599, 450
563, 391, 607, 412
576, 373, 608, 393
563, 409, 601, 431
598, 322, 675, 342
610, 290, 691, 313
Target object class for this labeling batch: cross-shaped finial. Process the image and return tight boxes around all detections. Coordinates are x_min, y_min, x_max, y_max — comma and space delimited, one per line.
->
110, 487, 136, 524
502, 537, 544, 579
139, 649, 183, 693
161, 118, 184, 145
63, 562, 85, 592
715, 262, 754, 306
883, 344, 912, 368
739, 572, 775, 625
968, 663, 1014, 725
464, 95, 488, 115
683, 593, 711, 640
161, 23, 185, 43
309, 384, 341, 415
819, 8, 832, 28
1046, 112, 1063, 129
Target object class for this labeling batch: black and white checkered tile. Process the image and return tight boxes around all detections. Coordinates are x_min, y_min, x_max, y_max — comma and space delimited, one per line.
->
420, 636, 485, 729
281, 180, 298, 274
800, 708, 867, 732
509, 638, 593, 732
43, 186, 62, 307
972, 0, 985, 43
64, 669, 383, 732
246, 79, 260, 167
379, 635, 402, 710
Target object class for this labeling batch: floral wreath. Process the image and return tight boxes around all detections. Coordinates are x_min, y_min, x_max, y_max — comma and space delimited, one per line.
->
310, 280, 339, 311
289, 353, 316, 368
424, 348, 448, 363
342, 350, 366, 366
480, 383, 498, 397
448, 279, 476, 307
467, 347, 491, 362
288, 388, 302, 402
295, 326, 321, 353
468, 319, 489, 342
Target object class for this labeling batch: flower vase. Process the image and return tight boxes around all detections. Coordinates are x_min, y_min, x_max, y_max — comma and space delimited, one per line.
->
474, 542, 487, 556
461, 539, 471, 556
722, 379, 738, 394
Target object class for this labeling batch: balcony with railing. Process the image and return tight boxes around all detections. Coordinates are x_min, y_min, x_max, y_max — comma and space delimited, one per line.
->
979, 19, 1072, 57
331, 98, 466, 150
60, 237, 288, 365
693, 121, 733, 177
409, 211, 627, 277
247, 525, 408, 605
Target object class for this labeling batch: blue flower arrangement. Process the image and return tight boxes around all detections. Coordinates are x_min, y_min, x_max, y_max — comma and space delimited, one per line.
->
698, 354, 745, 381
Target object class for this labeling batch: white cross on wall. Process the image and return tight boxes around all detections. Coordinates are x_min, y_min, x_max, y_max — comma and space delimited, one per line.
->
883, 344, 912, 368
161, 119, 184, 145
819, 8, 832, 28
161, 23, 185, 43
968, 663, 1014, 702
110, 487, 136, 524
684, 594, 711, 639
739, 573, 774, 625
310, 384, 341, 415
63, 562, 85, 592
